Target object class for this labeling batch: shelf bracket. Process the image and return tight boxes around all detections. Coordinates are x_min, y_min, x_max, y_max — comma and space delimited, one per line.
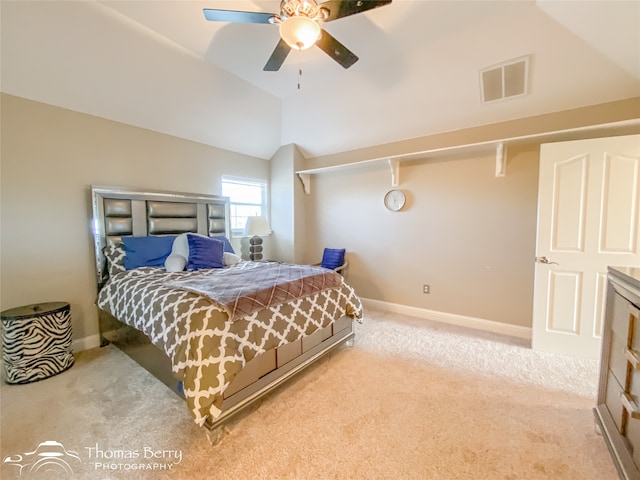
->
495, 142, 507, 177
388, 158, 400, 187
298, 173, 311, 194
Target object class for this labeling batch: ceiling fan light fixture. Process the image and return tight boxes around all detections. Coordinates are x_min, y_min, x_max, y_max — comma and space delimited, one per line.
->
279, 16, 321, 50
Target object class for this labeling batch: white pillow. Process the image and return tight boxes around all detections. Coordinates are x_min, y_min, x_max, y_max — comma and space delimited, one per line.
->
165, 253, 187, 272
171, 233, 190, 259
223, 252, 241, 266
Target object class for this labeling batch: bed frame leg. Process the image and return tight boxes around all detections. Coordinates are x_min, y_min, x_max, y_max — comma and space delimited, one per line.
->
204, 425, 228, 446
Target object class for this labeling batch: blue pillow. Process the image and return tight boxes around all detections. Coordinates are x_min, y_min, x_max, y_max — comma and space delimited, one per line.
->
122, 236, 176, 270
321, 248, 345, 270
186, 233, 224, 270
213, 235, 235, 254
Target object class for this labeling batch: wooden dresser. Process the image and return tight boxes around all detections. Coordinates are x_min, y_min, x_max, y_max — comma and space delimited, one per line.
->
596, 267, 640, 480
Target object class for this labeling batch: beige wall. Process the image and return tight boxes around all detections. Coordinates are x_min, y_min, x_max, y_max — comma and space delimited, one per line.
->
0, 94, 269, 344
304, 145, 540, 328
309, 97, 640, 168
2, 93, 638, 343
269, 144, 308, 263
300, 98, 640, 329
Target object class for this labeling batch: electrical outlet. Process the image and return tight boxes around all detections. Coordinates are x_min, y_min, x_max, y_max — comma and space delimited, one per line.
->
423, 284, 430, 294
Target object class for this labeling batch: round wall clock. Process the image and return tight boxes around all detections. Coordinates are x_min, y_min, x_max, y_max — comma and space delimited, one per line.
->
384, 189, 406, 212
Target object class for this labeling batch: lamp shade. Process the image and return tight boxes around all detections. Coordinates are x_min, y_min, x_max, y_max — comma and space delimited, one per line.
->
279, 16, 321, 50
244, 216, 272, 236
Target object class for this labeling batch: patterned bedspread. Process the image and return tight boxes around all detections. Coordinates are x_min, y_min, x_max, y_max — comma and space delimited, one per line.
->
96, 262, 362, 427
165, 262, 342, 321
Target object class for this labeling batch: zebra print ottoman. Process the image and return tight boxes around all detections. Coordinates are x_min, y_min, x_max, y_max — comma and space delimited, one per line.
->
1, 302, 74, 384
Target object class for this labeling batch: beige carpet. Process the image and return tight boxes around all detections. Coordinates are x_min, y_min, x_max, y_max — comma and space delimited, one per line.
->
1, 308, 619, 479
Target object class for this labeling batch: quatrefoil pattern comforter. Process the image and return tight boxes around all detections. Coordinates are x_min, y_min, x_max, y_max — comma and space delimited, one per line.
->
97, 261, 362, 426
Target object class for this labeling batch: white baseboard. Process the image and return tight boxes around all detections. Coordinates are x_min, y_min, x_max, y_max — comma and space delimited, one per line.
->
70, 301, 531, 352
360, 298, 532, 340
73, 334, 101, 352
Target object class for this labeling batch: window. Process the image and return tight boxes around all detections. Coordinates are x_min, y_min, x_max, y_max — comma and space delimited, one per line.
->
221, 176, 268, 236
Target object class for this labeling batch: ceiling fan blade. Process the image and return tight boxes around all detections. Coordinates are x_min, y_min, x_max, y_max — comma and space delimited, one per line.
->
319, 0, 392, 22
203, 9, 276, 24
264, 39, 292, 71
316, 29, 358, 69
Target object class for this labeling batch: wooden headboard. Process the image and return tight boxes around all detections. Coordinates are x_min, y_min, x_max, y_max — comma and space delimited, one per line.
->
91, 185, 230, 287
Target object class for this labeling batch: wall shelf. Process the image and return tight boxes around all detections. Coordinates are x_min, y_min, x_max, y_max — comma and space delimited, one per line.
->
295, 119, 640, 194
296, 141, 501, 194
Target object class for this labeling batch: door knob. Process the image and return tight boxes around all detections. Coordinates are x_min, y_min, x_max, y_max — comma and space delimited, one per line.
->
538, 256, 559, 265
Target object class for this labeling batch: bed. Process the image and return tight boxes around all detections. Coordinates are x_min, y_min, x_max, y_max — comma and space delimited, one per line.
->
90, 185, 362, 442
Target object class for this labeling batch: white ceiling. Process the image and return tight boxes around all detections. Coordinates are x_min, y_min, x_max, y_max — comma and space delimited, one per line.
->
2, 0, 639, 160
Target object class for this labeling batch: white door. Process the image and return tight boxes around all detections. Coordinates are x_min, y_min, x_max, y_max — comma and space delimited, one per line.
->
532, 134, 640, 358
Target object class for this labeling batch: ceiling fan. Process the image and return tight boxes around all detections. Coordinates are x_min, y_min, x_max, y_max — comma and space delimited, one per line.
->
203, 0, 392, 71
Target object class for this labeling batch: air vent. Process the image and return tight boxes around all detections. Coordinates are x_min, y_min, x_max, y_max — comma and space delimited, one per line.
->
480, 55, 530, 104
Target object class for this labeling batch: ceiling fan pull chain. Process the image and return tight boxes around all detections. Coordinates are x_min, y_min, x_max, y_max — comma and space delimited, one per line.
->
298, 68, 302, 90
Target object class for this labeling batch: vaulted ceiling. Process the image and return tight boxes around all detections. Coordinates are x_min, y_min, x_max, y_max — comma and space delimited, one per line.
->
2, 1, 639, 160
